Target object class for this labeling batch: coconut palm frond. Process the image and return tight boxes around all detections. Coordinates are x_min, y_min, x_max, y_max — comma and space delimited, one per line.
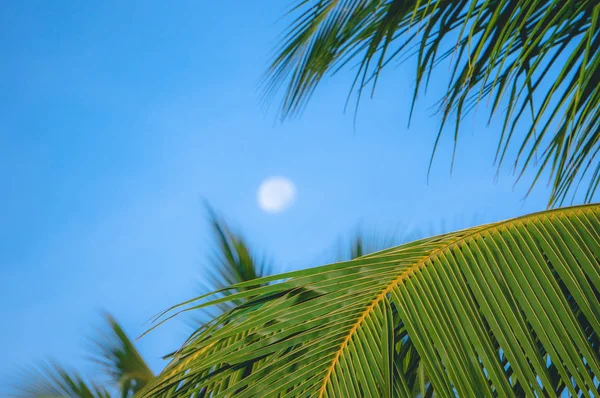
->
144, 203, 600, 397
89, 314, 154, 398
266, 0, 600, 206
14, 362, 110, 398
204, 205, 272, 292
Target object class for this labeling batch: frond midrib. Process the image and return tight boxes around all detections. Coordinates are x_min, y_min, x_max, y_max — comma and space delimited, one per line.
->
316, 203, 597, 397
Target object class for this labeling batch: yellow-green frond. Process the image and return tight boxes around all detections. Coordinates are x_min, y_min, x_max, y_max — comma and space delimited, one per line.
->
145, 204, 600, 397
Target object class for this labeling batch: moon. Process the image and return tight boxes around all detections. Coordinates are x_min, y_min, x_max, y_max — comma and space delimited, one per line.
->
257, 177, 297, 213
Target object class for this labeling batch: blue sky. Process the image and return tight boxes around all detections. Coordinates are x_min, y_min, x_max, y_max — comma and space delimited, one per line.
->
0, 0, 578, 388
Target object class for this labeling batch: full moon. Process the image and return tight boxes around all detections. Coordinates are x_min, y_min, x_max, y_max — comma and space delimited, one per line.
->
257, 177, 296, 213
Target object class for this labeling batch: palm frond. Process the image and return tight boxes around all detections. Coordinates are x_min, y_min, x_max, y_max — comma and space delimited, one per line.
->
185, 204, 274, 333
13, 362, 110, 398
266, 0, 600, 207
204, 205, 272, 292
89, 314, 154, 398
144, 203, 600, 397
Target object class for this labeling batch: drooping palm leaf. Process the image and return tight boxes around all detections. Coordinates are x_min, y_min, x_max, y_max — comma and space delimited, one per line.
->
144, 203, 600, 396
266, 0, 600, 207
14, 362, 110, 398
90, 314, 154, 398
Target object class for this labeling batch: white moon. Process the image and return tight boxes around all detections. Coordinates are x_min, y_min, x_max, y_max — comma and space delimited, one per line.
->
257, 177, 297, 213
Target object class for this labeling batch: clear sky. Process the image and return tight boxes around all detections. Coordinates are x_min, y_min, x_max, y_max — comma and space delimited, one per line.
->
0, 0, 576, 388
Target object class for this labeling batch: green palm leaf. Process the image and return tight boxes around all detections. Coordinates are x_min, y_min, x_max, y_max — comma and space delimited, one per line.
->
14, 363, 110, 398
14, 315, 153, 398
90, 314, 154, 398
266, 0, 600, 207
144, 203, 600, 396
204, 205, 272, 293
192, 205, 273, 325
